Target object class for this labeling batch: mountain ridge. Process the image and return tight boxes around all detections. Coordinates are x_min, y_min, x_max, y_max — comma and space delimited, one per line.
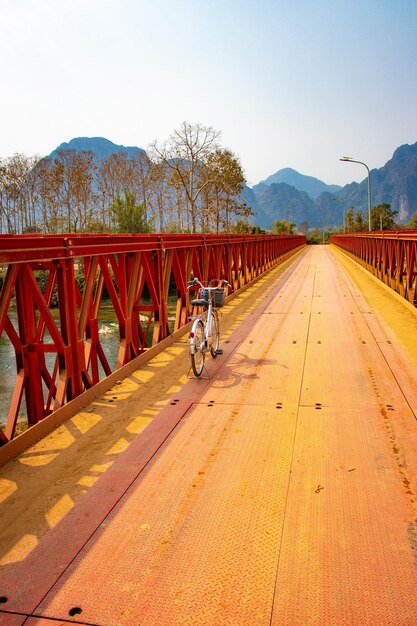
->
46, 136, 417, 229
260, 167, 342, 199
50, 136, 146, 161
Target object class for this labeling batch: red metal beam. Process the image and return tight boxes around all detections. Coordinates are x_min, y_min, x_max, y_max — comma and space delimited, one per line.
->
331, 230, 417, 307
0, 233, 305, 444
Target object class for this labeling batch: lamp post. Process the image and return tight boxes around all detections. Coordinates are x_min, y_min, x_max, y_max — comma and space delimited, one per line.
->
340, 156, 371, 231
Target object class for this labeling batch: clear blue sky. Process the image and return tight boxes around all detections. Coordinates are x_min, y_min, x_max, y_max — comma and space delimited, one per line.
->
1, 0, 417, 186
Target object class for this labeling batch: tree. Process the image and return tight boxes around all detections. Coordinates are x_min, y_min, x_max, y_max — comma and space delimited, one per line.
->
37, 149, 97, 233
407, 213, 417, 229
298, 221, 309, 235
203, 148, 247, 232
150, 122, 221, 233
110, 191, 151, 233
354, 211, 366, 231
370, 202, 397, 230
307, 228, 322, 244
344, 206, 367, 232
135, 151, 154, 224
150, 161, 175, 232
250, 225, 266, 234
344, 207, 355, 232
96, 152, 136, 230
272, 220, 296, 234
35, 157, 64, 233
0, 153, 42, 233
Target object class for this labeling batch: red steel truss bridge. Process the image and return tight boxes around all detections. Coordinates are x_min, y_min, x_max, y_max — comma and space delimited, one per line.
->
0, 233, 304, 450
1, 231, 417, 625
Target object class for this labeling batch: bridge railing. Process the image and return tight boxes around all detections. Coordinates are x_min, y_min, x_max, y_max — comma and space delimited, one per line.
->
0, 233, 305, 445
331, 230, 417, 308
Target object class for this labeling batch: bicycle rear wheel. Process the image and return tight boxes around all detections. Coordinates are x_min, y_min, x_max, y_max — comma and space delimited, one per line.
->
210, 310, 220, 357
191, 319, 205, 376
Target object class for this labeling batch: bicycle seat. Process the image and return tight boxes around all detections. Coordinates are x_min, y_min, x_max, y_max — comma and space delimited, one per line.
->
191, 298, 209, 307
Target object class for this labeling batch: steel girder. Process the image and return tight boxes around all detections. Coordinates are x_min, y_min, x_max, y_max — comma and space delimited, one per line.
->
331, 231, 417, 307
0, 233, 305, 444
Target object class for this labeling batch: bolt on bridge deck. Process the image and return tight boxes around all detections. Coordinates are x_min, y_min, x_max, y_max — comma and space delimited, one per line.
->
1, 245, 417, 625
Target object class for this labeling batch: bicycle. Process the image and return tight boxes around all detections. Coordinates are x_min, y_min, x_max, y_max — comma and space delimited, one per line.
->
188, 278, 230, 377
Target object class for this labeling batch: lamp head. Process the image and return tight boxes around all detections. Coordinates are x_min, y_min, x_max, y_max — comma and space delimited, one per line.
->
340, 156, 353, 161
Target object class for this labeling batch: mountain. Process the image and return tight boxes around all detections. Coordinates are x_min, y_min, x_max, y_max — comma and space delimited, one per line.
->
335, 143, 417, 224
261, 168, 341, 199
252, 142, 417, 229
46, 136, 417, 230
49, 137, 146, 161
251, 182, 317, 229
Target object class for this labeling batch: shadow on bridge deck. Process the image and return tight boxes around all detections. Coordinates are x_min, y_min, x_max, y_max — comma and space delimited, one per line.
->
1, 245, 417, 625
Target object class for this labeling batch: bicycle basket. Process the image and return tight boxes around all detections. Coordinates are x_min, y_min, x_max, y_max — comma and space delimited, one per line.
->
201, 288, 225, 308
214, 288, 225, 307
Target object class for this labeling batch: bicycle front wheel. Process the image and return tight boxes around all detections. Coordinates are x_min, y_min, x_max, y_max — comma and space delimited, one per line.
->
191, 319, 206, 376
210, 310, 220, 357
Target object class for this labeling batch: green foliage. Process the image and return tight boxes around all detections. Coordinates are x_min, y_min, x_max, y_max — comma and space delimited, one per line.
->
370, 203, 397, 230
33, 270, 58, 307
204, 148, 248, 232
231, 220, 251, 234
272, 220, 296, 234
306, 226, 337, 245
33, 268, 89, 307
355, 211, 366, 231
344, 203, 397, 231
250, 225, 266, 234
230, 220, 266, 234
110, 191, 151, 233
306, 228, 322, 245
344, 206, 366, 232
82, 219, 110, 233
22, 224, 43, 234
407, 213, 417, 228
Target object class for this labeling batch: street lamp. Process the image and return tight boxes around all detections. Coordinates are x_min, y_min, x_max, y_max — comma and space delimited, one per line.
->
340, 156, 371, 231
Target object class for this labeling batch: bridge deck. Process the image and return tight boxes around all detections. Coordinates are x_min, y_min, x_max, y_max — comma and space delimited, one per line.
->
2, 246, 417, 625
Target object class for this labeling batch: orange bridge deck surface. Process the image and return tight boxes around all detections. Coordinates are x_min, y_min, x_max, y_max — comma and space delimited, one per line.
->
1, 246, 417, 625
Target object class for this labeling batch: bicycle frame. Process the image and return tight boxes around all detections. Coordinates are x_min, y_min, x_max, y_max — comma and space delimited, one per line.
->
189, 292, 214, 355
188, 278, 227, 376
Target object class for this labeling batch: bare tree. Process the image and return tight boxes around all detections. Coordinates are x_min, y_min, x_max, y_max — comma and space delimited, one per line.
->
0, 156, 15, 233
0, 124, 250, 236
33, 151, 96, 233
35, 157, 65, 233
68, 150, 96, 232
0, 153, 43, 233
134, 151, 154, 224
96, 152, 139, 230
150, 122, 220, 233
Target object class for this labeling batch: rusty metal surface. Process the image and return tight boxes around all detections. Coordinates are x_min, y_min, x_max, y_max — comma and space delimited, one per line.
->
37, 403, 297, 625
2, 245, 417, 624
0, 612, 90, 625
272, 406, 417, 625
0, 613, 27, 625
0, 616, 80, 626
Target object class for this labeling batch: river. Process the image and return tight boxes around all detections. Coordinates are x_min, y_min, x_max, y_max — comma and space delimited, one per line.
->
0, 311, 122, 426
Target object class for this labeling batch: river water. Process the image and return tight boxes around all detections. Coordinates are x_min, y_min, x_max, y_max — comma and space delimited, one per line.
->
0, 312, 121, 426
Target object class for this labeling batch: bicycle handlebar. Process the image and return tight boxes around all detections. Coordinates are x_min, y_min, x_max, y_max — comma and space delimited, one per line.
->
187, 278, 230, 290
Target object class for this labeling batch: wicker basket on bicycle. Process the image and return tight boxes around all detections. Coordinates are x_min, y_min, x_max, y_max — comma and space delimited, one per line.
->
200, 288, 225, 308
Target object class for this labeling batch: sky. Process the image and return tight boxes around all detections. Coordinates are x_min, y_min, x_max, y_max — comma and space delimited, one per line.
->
1, 0, 417, 187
